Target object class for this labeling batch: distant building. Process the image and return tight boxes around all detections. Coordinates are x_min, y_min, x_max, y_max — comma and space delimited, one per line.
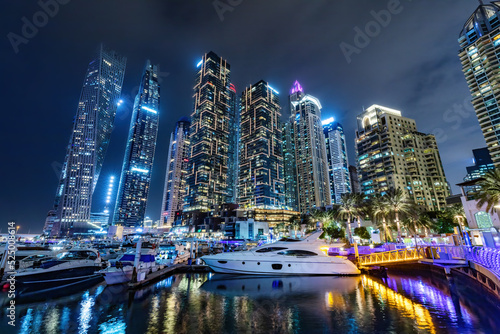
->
90, 212, 109, 230
289, 81, 331, 213
463, 147, 495, 197
160, 118, 191, 229
42, 210, 57, 237
323, 119, 351, 204
355, 104, 449, 210
114, 61, 160, 227
459, 2, 500, 166
349, 165, 361, 194
184, 51, 236, 212
238, 80, 285, 209
52, 46, 126, 236
234, 219, 268, 240
228, 83, 240, 204
237, 208, 300, 229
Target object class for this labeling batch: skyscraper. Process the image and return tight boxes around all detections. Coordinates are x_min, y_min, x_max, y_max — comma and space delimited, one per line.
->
459, 2, 500, 166
289, 81, 331, 213
160, 117, 191, 229
238, 80, 285, 209
52, 46, 126, 236
283, 121, 298, 210
463, 147, 495, 197
323, 118, 351, 204
114, 60, 160, 227
355, 104, 449, 210
227, 83, 240, 204
184, 51, 235, 212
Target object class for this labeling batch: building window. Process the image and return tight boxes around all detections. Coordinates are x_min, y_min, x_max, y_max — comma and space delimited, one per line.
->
475, 211, 493, 229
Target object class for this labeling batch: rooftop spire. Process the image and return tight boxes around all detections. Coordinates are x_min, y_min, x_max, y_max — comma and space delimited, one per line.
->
290, 80, 303, 94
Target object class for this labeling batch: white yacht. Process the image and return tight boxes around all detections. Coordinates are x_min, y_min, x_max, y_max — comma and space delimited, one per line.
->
202, 231, 360, 275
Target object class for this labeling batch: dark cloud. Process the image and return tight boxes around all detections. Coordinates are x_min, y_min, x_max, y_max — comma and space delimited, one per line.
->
0, 0, 485, 232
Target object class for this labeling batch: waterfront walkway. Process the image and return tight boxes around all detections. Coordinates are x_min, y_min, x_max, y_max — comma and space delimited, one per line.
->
358, 245, 500, 279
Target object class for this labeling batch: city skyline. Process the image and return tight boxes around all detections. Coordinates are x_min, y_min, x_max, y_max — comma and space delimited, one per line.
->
2, 1, 488, 232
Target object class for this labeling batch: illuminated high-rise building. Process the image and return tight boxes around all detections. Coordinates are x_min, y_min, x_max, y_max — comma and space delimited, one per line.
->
52, 46, 126, 236
184, 51, 235, 212
283, 121, 298, 211
238, 80, 285, 209
289, 81, 331, 213
323, 118, 351, 204
114, 60, 160, 227
459, 2, 500, 166
355, 104, 449, 210
160, 117, 191, 229
228, 83, 240, 203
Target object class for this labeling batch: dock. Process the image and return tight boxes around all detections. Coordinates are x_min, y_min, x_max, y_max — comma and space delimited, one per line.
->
127, 264, 211, 289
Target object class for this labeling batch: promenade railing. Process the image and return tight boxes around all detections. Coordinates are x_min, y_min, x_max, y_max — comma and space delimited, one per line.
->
463, 246, 500, 278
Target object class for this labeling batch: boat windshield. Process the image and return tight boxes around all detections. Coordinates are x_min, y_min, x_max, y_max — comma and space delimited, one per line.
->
277, 238, 301, 242
58, 251, 97, 261
276, 250, 318, 256
255, 247, 288, 253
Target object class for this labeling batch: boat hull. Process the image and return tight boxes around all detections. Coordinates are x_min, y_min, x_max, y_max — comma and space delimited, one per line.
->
16, 266, 103, 293
202, 257, 360, 275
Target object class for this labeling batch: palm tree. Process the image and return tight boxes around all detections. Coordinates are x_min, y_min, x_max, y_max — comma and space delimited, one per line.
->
353, 194, 367, 228
384, 188, 413, 243
337, 193, 358, 243
372, 194, 391, 243
310, 209, 335, 229
476, 168, 500, 213
288, 215, 301, 238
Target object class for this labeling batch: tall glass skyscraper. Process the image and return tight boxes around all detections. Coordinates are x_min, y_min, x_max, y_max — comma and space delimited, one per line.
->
114, 60, 160, 227
228, 83, 240, 204
160, 117, 191, 229
289, 81, 331, 213
459, 2, 500, 166
184, 51, 235, 212
238, 80, 285, 209
52, 46, 126, 237
323, 119, 351, 204
283, 121, 298, 211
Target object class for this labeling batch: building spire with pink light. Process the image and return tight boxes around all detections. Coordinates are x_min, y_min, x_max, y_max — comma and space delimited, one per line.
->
290, 80, 303, 94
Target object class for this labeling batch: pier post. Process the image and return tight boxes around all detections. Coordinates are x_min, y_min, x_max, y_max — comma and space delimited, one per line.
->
132, 238, 142, 283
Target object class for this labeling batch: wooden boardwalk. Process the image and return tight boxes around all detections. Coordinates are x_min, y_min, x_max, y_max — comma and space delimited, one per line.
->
127, 264, 210, 289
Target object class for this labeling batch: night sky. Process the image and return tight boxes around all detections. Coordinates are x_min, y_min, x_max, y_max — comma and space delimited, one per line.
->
1, 0, 486, 233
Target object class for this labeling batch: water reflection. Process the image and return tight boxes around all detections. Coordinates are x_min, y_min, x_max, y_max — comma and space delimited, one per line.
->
1, 272, 499, 334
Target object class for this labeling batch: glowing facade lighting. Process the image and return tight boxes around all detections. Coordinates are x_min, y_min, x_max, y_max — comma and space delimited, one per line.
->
131, 167, 149, 174
267, 84, 279, 95
290, 80, 303, 94
141, 106, 157, 114
196, 59, 203, 67
322, 117, 334, 125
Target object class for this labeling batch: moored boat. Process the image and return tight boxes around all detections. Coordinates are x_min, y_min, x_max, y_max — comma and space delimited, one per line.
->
202, 231, 360, 275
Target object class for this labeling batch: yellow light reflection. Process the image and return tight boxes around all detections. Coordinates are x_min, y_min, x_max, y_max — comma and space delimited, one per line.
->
362, 276, 436, 334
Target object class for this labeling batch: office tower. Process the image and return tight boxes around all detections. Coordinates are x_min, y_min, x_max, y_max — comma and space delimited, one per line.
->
349, 165, 361, 194
289, 81, 331, 213
283, 121, 298, 210
323, 118, 351, 204
355, 105, 449, 210
463, 147, 495, 196
228, 83, 240, 203
114, 60, 160, 227
459, 2, 500, 166
160, 117, 191, 229
52, 46, 126, 236
184, 51, 235, 212
238, 80, 285, 209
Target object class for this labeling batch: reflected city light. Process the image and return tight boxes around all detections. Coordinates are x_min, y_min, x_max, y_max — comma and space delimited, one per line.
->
362, 276, 436, 333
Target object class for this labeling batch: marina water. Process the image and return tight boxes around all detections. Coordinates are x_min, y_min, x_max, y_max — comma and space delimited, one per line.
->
1, 271, 499, 333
